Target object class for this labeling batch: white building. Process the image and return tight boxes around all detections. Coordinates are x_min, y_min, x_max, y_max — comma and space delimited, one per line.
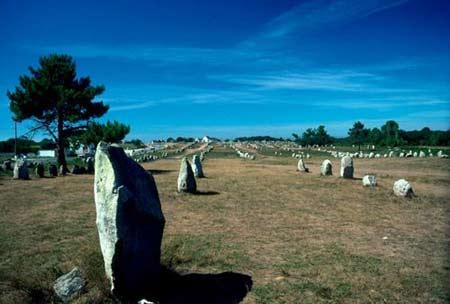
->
202, 136, 212, 143
37, 150, 56, 158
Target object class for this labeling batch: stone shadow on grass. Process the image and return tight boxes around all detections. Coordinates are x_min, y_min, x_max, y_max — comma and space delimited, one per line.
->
194, 190, 220, 196
146, 169, 176, 175
156, 267, 253, 304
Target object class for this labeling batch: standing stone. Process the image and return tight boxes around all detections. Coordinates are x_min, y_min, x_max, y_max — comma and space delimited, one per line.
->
389, 151, 394, 158
94, 142, 165, 298
393, 179, 414, 197
49, 164, 58, 177
2, 160, 12, 171
59, 165, 68, 176
191, 155, 204, 178
86, 157, 95, 174
13, 160, 29, 180
177, 157, 197, 193
340, 156, 353, 179
53, 267, 86, 302
71, 165, 82, 174
297, 158, 309, 172
362, 175, 377, 187
320, 160, 333, 176
368, 152, 374, 159
35, 162, 45, 178
419, 151, 426, 158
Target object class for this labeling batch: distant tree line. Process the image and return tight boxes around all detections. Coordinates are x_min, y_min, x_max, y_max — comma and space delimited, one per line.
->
234, 136, 286, 142
0, 137, 56, 154
292, 120, 450, 148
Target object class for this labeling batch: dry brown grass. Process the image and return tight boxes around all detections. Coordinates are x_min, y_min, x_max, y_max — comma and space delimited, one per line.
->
0, 149, 449, 303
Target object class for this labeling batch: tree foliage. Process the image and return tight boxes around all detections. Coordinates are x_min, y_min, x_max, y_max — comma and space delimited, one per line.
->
348, 121, 369, 150
75, 120, 130, 146
7, 54, 108, 168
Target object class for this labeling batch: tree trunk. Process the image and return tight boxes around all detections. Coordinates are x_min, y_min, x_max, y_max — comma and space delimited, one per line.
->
57, 116, 67, 172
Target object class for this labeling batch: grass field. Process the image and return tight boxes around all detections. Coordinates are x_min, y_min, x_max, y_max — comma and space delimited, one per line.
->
0, 146, 449, 303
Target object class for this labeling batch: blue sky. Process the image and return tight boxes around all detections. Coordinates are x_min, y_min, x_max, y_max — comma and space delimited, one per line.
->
1, 0, 449, 140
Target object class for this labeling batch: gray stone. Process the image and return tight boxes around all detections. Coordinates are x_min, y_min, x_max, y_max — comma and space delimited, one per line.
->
53, 267, 86, 302
71, 165, 82, 174
49, 164, 58, 177
13, 160, 29, 180
340, 156, 353, 179
94, 142, 165, 298
362, 175, 377, 187
297, 158, 309, 172
192, 155, 204, 178
419, 151, 426, 158
59, 165, 68, 176
2, 160, 12, 171
86, 157, 95, 174
177, 157, 197, 193
393, 179, 414, 197
35, 162, 45, 178
320, 160, 332, 176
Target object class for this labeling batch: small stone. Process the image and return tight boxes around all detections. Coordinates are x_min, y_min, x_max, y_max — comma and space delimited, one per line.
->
13, 160, 29, 180
297, 158, 309, 172
48, 164, 58, 177
362, 175, 377, 187
35, 162, 45, 178
192, 155, 204, 178
53, 267, 86, 302
393, 179, 414, 197
340, 156, 353, 179
177, 157, 197, 193
320, 160, 332, 176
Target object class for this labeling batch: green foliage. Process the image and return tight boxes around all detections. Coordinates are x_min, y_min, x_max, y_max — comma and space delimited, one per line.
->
348, 121, 369, 150
76, 120, 130, 145
6, 54, 108, 167
298, 125, 332, 146
235, 136, 286, 142
0, 137, 55, 154
124, 139, 146, 148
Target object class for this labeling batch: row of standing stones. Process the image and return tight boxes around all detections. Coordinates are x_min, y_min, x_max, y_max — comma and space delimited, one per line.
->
54, 143, 212, 302
2, 157, 95, 179
297, 156, 414, 197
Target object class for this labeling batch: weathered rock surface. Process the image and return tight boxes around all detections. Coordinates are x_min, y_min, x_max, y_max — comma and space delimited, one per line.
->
393, 179, 414, 197
362, 175, 377, 187
320, 160, 332, 176
53, 267, 86, 303
94, 142, 165, 298
13, 160, 29, 180
177, 157, 197, 193
192, 155, 204, 178
297, 158, 309, 172
35, 162, 45, 177
340, 156, 353, 179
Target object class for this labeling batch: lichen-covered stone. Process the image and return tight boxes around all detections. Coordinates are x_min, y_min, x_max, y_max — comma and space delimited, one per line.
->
94, 142, 165, 298
13, 160, 29, 180
297, 158, 309, 172
192, 155, 204, 178
340, 156, 353, 179
53, 267, 86, 302
362, 175, 377, 187
35, 162, 45, 177
393, 179, 414, 197
320, 160, 332, 176
177, 157, 197, 193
